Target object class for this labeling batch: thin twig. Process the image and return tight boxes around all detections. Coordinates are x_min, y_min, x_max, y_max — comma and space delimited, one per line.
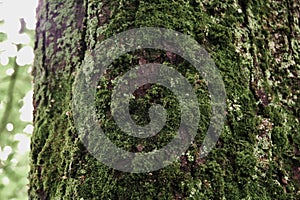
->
0, 56, 19, 134
0, 18, 26, 134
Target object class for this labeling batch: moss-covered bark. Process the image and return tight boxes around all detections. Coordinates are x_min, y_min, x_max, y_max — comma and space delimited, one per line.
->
29, 0, 300, 199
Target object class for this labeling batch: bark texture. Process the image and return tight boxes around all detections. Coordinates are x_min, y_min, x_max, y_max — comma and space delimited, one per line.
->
29, 0, 300, 199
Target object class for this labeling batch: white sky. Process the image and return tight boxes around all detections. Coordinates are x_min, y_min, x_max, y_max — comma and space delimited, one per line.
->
0, 0, 38, 29
0, 0, 38, 65
0, 0, 37, 121
0, 0, 38, 160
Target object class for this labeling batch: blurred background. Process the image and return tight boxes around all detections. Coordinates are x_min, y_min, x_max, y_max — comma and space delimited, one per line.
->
0, 0, 38, 199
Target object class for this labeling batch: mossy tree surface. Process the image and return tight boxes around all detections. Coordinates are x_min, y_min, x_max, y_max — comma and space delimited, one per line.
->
29, 0, 300, 199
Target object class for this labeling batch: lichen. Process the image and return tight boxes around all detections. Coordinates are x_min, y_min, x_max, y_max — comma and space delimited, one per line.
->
29, 0, 300, 199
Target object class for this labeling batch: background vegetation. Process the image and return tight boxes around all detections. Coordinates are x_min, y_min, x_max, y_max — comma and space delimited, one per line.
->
0, 0, 37, 199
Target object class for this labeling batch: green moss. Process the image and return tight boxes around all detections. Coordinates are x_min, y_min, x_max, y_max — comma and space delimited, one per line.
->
29, 0, 300, 199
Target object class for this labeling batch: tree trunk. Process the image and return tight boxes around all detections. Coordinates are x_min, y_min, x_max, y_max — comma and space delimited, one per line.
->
29, 0, 300, 199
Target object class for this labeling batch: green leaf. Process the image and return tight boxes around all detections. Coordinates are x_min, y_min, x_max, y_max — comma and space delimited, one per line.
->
0, 32, 7, 42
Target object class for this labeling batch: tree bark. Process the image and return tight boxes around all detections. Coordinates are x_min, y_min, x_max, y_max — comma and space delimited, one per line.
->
29, 0, 300, 199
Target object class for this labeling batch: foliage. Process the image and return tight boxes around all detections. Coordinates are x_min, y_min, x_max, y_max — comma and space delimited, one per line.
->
0, 18, 33, 200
